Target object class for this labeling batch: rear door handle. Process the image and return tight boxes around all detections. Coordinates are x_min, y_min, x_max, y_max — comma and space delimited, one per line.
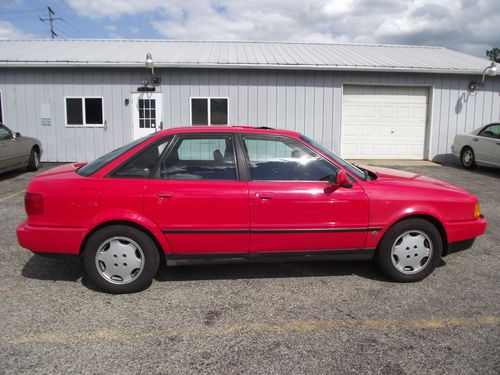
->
256, 192, 274, 201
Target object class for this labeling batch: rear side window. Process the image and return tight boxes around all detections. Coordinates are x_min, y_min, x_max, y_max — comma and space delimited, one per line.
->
112, 137, 171, 178
159, 135, 237, 180
77, 134, 154, 176
242, 136, 338, 181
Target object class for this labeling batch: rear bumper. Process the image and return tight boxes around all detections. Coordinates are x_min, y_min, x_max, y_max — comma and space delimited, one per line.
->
16, 219, 85, 255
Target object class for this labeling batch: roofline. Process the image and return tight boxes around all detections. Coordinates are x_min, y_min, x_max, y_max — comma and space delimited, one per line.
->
0, 61, 487, 75
0, 38, 447, 50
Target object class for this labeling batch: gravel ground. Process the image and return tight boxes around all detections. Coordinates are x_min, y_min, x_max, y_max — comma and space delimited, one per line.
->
0, 162, 498, 374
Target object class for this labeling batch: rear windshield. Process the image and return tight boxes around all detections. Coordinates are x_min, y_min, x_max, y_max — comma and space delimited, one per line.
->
77, 135, 154, 176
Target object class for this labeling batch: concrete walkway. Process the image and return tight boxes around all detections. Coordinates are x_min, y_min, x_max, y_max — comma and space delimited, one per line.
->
347, 159, 442, 167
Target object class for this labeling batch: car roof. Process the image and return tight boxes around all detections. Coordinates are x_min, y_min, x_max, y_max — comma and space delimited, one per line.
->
155, 126, 301, 138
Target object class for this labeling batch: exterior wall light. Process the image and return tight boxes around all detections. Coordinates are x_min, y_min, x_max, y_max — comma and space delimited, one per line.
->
145, 52, 161, 85
469, 61, 497, 91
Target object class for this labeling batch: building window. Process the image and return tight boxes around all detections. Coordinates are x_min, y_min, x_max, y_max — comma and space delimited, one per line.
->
138, 98, 157, 129
65, 97, 103, 127
190, 98, 228, 125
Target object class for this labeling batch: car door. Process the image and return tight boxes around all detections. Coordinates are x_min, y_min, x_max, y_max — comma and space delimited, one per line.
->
474, 124, 499, 164
241, 134, 369, 254
143, 133, 249, 255
0, 125, 18, 171
482, 124, 500, 166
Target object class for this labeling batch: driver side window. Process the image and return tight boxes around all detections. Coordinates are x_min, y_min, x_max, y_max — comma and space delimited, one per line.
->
479, 124, 500, 139
242, 136, 338, 181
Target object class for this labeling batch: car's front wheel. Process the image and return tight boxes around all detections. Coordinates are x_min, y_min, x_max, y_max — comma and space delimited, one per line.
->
377, 219, 442, 282
461, 147, 476, 169
83, 225, 160, 293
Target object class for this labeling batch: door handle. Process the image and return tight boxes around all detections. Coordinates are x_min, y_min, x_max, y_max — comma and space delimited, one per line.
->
157, 192, 175, 202
472, 138, 478, 142
256, 192, 273, 201
496, 142, 500, 146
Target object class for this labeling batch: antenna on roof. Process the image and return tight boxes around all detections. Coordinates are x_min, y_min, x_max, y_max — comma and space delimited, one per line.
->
39, 7, 61, 39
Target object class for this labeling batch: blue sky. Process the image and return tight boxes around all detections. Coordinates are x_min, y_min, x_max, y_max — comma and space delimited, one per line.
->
1, 0, 499, 57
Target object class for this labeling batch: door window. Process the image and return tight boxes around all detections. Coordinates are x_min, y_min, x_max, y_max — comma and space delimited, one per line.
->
242, 136, 338, 181
479, 124, 500, 139
138, 98, 157, 129
111, 137, 171, 178
0, 125, 12, 140
160, 135, 237, 180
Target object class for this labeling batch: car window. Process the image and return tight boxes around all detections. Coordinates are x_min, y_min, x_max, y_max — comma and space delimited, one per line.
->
0, 125, 12, 141
159, 135, 237, 180
479, 124, 500, 138
77, 134, 155, 176
242, 136, 338, 181
111, 137, 171, 178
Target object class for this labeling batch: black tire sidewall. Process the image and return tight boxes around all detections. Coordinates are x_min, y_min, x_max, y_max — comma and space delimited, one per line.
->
461, 148, 476, 169
377, 219, 443, 282
83, 225, 160, 294
27, 148, 39, 171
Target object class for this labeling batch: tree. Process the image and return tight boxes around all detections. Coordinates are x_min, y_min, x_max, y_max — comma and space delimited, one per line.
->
486, 48, 500, 63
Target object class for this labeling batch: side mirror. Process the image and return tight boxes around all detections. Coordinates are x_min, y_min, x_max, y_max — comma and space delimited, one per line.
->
324, 169, 352, 194
335, 169, 352, 187
15, 132, 21, 138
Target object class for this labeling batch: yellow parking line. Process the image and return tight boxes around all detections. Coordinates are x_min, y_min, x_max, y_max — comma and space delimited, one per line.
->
0, 190, 25, 203
10, 315, 500, 344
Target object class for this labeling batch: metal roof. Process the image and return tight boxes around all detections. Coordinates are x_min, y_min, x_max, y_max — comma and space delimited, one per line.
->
0, 39, 492, 75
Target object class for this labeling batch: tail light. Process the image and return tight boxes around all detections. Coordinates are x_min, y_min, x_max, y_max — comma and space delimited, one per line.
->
25, 192, 44, 215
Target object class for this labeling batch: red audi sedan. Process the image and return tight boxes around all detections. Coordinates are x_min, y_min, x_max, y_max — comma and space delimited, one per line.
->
17, 127, 487, 293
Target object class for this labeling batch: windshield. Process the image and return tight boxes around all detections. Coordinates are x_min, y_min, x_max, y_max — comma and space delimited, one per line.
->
77, 134, 154, 176
300, 135, 366, 181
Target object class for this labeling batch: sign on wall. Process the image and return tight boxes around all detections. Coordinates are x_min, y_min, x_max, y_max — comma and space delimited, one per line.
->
40, 103, 51, 126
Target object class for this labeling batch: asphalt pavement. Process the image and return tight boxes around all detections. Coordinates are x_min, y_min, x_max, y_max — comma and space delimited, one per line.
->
0, 162, 498, 374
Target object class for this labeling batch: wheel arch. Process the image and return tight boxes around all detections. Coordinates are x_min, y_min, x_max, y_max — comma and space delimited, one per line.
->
80, 220, 168, 262
380, 213, 449, 256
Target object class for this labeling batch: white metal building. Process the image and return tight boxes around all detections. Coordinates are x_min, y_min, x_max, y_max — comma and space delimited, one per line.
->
0, 39, 498, 162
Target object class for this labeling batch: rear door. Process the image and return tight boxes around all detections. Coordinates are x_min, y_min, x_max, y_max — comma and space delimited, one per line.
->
143, 133, 249, 255
241, 134, 369, 254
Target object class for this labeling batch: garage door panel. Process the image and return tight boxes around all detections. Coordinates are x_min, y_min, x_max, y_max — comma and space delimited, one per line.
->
342, 85, 428, 160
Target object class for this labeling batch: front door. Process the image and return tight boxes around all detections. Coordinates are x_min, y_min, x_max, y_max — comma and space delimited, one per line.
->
241, 134, 369, 253
143, 133, 249, 255
132, 93, 162, 140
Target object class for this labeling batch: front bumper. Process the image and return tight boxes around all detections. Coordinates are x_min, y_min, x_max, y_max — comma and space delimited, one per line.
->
445, 215, 487, 255
17, 219, 85, 255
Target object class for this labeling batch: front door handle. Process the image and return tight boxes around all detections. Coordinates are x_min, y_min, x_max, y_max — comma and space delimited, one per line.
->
256, 192, 273, 201
157, 191, 175, 202
472, 138, 479, 142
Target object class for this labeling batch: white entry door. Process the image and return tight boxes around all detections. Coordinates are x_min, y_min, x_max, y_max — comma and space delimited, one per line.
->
132, 92, 162, 140
342, 86, 429, 159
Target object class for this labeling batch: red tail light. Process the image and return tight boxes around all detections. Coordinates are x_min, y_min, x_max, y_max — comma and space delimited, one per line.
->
25, 192, 44, 215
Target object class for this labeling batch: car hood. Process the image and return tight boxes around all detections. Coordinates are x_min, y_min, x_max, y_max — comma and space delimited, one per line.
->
361, 166, 469, 193
36, 162, 86, 178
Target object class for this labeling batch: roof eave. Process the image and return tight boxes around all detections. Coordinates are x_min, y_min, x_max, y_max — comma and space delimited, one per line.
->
0, 61, 486, 75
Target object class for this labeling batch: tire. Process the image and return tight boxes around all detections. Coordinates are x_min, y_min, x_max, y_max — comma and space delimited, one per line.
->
377, 219, 443, 282
83, 225, 160, 293
27, 148, 40, 171
460, 147, 476, 169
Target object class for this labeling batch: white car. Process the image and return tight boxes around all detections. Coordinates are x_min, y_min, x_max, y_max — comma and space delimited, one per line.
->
451, 123, 500, 169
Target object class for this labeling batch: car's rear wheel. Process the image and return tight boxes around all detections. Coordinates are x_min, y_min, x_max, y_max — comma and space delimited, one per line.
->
377, 219, 442, 282
27, 148, 40, 171
461, 147, 476, 169
83, 225, 160, 293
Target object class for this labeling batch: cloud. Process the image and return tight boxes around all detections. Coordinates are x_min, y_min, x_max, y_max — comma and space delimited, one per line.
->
0, 21, 34, 39
65, 0, 500, 57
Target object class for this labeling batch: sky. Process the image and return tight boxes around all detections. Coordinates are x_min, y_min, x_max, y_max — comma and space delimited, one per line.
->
0, 0, 499, 58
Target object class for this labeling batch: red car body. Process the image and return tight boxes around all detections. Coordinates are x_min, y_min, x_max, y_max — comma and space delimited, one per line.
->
17, 126, 487, 286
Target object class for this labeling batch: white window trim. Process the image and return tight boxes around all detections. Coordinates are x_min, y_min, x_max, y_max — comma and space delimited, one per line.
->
64, 96, 105, 128
190, 97, 229, 126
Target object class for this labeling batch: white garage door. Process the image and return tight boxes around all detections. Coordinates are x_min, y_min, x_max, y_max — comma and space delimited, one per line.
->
342, 86, 429, 159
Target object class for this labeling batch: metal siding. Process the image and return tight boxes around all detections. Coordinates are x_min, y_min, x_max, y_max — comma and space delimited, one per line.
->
0, 67, 498, 162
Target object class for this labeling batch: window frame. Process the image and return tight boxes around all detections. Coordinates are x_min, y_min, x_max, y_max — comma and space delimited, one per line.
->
64, 96, 105, 128
154, 132, 240, 181
189, 97, 229, 126
0, 89, 4, 124
238, 133, 340, 183
478, 123, 500, 139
